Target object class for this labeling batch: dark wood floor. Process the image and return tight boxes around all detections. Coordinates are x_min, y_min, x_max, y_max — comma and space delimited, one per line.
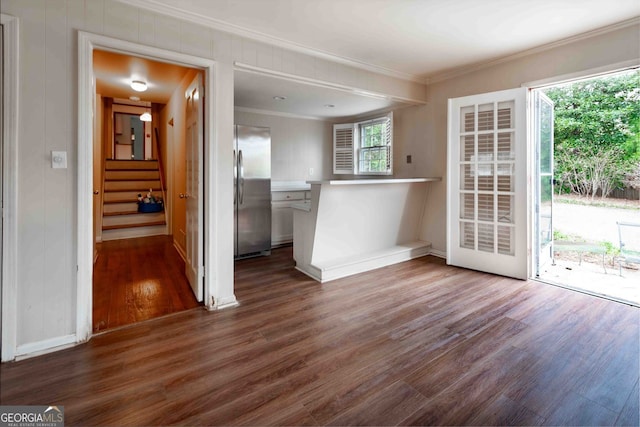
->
2, 247, 638, 426
92, 235, 200, 332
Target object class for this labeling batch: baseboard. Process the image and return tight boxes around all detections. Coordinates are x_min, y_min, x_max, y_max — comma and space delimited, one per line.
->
311, 241, 432, 283
15, 334, 78, 361
429, 248, 446, 259
294, 264, 322, 282
210, 296, 239, 310
173, 240, 187, 261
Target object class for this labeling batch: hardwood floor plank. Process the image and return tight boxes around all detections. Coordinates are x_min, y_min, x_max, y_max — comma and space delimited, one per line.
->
2, 247, 637, 427
615, 379, 639, 427
401, 345, 535, 426
465, 393, 546, 426
404, 317, 529, 399
326, 381, 428, 426
543, 390, 619, 426
93, 236, 200, 332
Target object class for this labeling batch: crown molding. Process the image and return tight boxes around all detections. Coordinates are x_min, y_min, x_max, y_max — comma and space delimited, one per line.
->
235, 62, 427, 105
234, 106, 330, 122
426, 16, 640, 84
117, 0, 426, 84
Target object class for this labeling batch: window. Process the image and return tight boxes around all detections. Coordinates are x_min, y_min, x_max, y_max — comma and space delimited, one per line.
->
333, 112, 393, 175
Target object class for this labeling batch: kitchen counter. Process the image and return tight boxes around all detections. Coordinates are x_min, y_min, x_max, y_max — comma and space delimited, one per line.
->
293, 177, 441, 282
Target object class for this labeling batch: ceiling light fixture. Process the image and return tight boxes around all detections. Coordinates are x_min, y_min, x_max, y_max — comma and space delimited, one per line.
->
129, 96, 141, 102
131, 80, 148, 92
139, 112, 152, 122
273, 96, 286, 101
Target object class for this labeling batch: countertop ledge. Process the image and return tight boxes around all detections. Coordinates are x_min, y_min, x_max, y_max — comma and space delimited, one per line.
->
307, 177, 441, 185
271, 181, 311, 191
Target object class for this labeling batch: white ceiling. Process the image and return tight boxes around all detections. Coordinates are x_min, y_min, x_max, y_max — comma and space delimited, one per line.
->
139, 0, 640, 80
234, 70, 408, 120
104, 0, 640, 119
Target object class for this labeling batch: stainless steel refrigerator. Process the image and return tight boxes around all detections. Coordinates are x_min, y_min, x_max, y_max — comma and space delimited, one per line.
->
234, 125, 271, 258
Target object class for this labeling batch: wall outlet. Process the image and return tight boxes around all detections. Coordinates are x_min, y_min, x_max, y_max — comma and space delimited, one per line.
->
309, 167, 314, 176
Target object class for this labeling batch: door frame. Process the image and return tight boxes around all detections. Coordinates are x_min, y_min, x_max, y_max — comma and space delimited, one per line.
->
77, 32, 218, 342
1, 14, 19, 362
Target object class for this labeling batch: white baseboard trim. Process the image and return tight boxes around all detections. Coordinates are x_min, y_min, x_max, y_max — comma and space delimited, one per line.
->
308, 241, 432, 283
173, 240, 187, 261
429, 248, 446, 259
295, 264, 322, 282
210, 296, 239, 310
15, 334, 78, 360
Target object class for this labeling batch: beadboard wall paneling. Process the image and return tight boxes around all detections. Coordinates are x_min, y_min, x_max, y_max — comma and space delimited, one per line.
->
233, 110, 332, 182
3, 0, 427, 357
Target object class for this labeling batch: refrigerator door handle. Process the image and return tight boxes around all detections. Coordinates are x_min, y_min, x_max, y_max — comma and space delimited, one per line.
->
238, 149, 245, 204
233, 149, 237, 205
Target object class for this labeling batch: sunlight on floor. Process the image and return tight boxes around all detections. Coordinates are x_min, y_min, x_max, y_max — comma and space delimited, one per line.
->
539, 259, 639, 306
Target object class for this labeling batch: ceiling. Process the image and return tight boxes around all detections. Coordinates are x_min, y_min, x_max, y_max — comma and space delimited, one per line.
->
100, 1, 640, 119
137, 0, 639, 80
94, 50, 194, 104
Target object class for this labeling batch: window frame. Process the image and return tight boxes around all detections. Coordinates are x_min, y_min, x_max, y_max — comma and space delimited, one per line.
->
333, 111, 393, 176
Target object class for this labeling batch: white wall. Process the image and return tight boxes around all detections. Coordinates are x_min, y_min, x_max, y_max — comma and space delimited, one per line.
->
1, 0, 427, 358
234, 110, 333, 181
416, 22, 640, 255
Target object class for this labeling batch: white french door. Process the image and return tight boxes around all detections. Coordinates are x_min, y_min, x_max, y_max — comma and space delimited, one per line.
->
447, 88, 528, 279
533, 91, 554, 276
185, 74, 204, 302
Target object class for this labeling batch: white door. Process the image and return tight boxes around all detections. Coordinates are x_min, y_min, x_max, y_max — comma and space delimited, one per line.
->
185, 74, 204, 302
447, 88, 528, 279
533, 91, 554, 276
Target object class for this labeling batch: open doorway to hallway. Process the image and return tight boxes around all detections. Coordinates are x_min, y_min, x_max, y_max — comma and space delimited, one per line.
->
534, 68, 640, 306
92, 49, 205, 332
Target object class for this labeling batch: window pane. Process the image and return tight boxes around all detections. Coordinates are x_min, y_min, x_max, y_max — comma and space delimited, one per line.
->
460, 221, 474, 249
478, 194, 494, 222
461, 164, 474, 190
478, 223, 494, 253
461, 135, 474, 161
460, 193, 474, 220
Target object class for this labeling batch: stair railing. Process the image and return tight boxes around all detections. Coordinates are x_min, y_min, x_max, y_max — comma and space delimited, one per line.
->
154, 127, 167, 207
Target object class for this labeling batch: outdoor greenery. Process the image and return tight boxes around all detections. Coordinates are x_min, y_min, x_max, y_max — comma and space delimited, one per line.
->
543, 70, 640, 199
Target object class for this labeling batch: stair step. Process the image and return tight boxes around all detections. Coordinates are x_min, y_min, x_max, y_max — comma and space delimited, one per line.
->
103, 210, 140, 216
104, 180, 161, 192
103, 191, 157, 202
103, 202, 138, 212
102, 220, 166, 231
105, 170, 160, 180
105, 160, 159, 170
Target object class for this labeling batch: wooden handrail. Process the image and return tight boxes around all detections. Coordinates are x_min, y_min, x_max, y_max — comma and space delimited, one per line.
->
154, 127, 167, 205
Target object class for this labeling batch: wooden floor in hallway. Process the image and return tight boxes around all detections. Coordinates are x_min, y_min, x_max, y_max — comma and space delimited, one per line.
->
1, 247, 638, 426
92, 235, 200, 332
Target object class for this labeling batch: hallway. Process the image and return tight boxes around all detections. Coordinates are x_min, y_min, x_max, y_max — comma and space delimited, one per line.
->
93, 235, 200, 332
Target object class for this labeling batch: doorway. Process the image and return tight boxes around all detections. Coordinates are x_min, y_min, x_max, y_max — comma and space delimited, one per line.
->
78, 33, 218, 341
92, 49, 206, 332
533, 69, 640, 306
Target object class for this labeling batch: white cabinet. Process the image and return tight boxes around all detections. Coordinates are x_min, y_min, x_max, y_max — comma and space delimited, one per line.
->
272, 190, 309, 246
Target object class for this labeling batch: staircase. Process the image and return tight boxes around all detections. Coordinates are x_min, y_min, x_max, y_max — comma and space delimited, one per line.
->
101, 160, 167, 241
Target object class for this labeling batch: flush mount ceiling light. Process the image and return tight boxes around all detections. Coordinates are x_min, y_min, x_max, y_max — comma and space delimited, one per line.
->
139, 112, 152, 122
130, 80, 148, 92
273, 96, 286, 101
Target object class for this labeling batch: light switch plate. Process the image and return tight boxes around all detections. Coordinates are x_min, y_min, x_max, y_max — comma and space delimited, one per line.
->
52, 151, 67, 169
